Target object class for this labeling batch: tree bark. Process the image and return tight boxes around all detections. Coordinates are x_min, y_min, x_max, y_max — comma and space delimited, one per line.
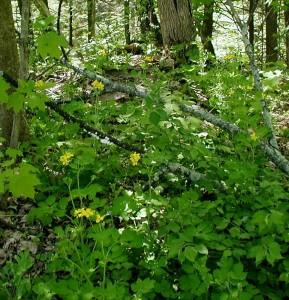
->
124, 0, 131, 44
157, 0, 195, 47
265, 1, 278, 63
284, 0, 289, 67
87, 0, 96, 42
0, 0, 20, 149
200, 0, 215, 65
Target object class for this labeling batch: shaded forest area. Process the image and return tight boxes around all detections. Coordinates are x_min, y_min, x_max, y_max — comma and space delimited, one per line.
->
1, 0, 289, 299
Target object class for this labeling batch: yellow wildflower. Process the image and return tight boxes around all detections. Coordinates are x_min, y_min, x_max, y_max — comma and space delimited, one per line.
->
92, 80, 105, 91
35, 80, 44, 87
130, 152, 141, 166
60, 152, 74, 165
98, 49, 107, 57
250, 132, 258, 141
96, 214, 105, 223
144, 56, 153, 62
74, 208, 95, 218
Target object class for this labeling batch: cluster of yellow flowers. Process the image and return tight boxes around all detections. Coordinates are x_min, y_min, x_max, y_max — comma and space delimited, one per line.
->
74, 207, 105, 223
98, 49, 107, 57
130, 152, 141, 166
60, 152, 74, 165
250, 132, 258, 141
92, 80, 105, 91
35, 80, 44, 87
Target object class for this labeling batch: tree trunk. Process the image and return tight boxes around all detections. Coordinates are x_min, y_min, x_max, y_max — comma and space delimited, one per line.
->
248, 0, 256, 47
0, 0, 20, 149
200, 0, 215, 64
69, 0, 73, 46
87, 0, 96, 42
284, 0, 289, 67
157, 0, 195, 47
139, 0, 162, 45
10, 0, 30, 149
265, 1, 278, 63
124, 0, 131, 44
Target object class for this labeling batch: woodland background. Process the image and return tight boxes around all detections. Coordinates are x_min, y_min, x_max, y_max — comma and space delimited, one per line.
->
1, 0, 289, 299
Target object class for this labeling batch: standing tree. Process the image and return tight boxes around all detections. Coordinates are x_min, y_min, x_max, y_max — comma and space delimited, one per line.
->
265, 0, 278, 62
284, 0, 289, 67
87, 0, 96, 41
139, 0, 162, 45
157, 0, 195, 54
0, 0, 27, 149
200, 0, 215, 64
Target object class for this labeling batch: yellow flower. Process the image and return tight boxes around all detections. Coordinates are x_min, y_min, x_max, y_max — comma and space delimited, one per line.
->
98, 49, 107, 57
74, 208, 95, 218
130, 152, 141, 166
92, 80, 105, 91
60, 152, 74, 165
144, 56, 153, 62
96, 214, 105, 223
35, 80, 44, 87
250, 132, 258, 141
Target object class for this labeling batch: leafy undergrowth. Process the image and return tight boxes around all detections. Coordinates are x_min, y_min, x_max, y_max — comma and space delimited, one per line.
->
1, 57, 289, 300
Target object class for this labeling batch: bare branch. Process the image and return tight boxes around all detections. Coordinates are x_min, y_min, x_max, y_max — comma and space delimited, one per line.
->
226, 0, 278, 150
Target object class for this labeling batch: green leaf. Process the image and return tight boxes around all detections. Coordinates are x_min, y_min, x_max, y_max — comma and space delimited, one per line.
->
37, 31, 68, 59
184, 246, 198, 262
8, 163, 40, 199
7, 92, 25, 112
267, 242, 282, 265
195, 244, 208, 255
27, 93, 47, 110
131, 278, 155, 294
248, 244, 266, 264
149, 111, 160, 125
0, 76, 10, 103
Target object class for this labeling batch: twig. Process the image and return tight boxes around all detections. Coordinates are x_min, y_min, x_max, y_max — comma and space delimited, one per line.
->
45, 101, 145, 154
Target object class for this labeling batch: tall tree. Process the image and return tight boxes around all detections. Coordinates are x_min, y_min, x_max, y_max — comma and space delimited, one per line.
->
157, 0, 195, 47
139, 0, 162, 45
200, 0, 215, 61
124, 0, 131, 44
87, 0, 96, 42
265, 0, 278, 62
0, 0, 24, 149
284, 0, 289, 67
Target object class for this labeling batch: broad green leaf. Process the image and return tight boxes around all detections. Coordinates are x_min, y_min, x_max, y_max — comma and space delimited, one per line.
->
0, 76, 9, 103
195, 244, 208, 255
7, 92, 25, 112
37, 31, 68, 59
0, 174, 5, 194
149, 111, 160, 125
248, 245, 265, 264
131, 278, 155, 294
8, 163, 40, 199
27, 93, 47, 111
184, 246, 198, 262
267, 242, 282, 265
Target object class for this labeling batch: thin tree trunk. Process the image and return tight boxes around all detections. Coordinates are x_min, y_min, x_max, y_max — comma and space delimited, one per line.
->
69, 0, 73, 46
265, 1, 278, 62
10, 0, 30, 149
34, 0, 50, 16
248, 0, 256, 47
284, 0, 289, 67
200, 0, 215, 65
0, 0, 20, 149
124, 0, 131, 44
87, 0, 96, 42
